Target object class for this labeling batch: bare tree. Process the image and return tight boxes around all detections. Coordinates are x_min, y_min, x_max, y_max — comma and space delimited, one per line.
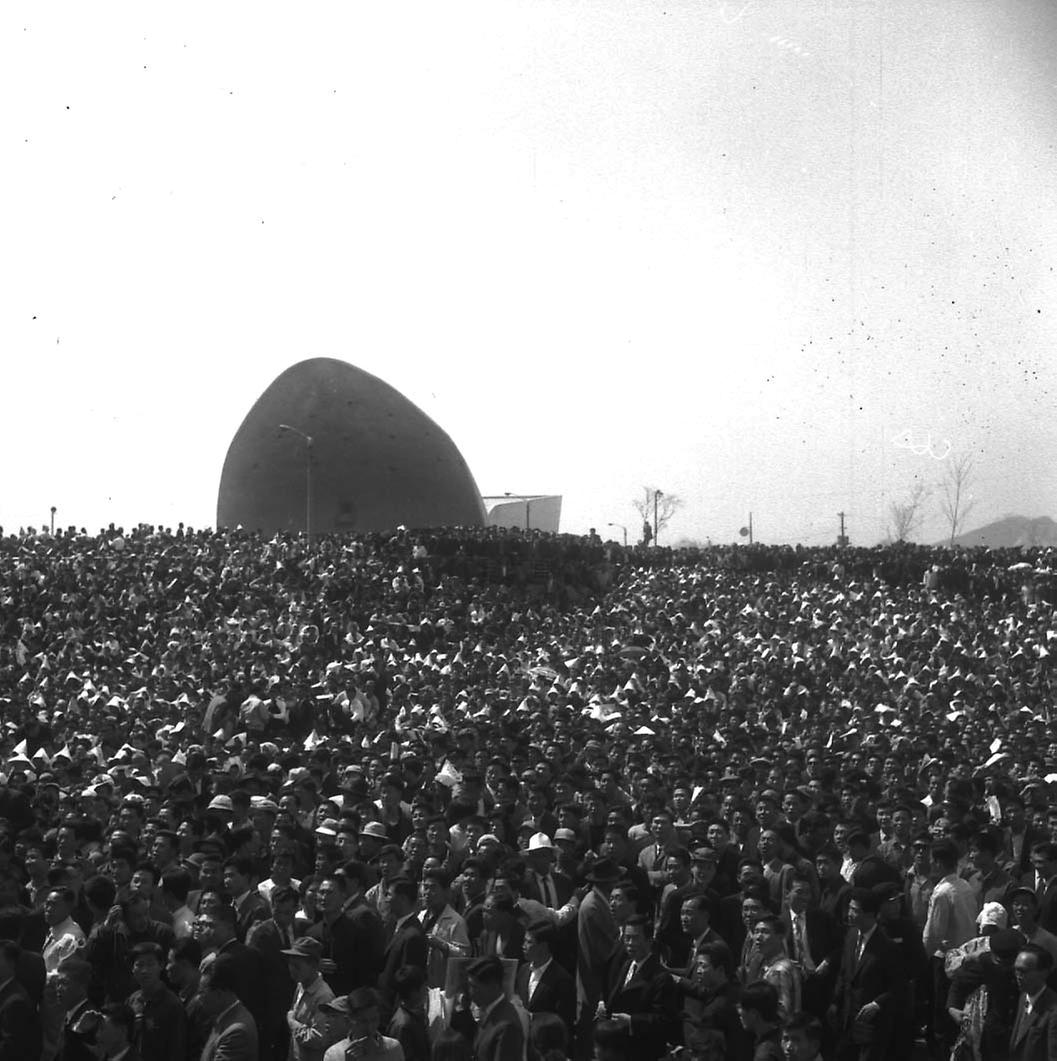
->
631, 486, 682, 545
939, 454, 975, 547
888, 481, 931, 542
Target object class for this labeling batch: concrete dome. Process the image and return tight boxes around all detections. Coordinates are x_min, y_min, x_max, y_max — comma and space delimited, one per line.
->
217, 358, 486, 535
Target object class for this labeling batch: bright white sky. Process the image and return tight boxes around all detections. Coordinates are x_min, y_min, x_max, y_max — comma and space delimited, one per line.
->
4, 1, 1056, 546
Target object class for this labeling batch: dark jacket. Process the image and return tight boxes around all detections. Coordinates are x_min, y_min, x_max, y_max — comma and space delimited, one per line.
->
387, 1004, 430, 1061
605, 952, 678, 1061
128, 984, 188, 1061
949, 950, 1020, 1061
832, 926, 903, 1046
378, 915, 429, 1010
1010, 986, 1057, 1061
233, 890, 270, 943
474, 996, 525, 1061
0, 977, 42, 1061
200, 1000, 259, 1061
515, 958, 575, 1030
246, 917, 297, 1026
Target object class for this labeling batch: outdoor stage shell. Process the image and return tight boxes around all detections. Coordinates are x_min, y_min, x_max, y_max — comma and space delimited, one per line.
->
217, 358, 486, 535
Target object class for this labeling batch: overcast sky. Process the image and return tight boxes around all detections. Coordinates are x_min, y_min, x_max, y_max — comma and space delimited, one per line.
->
4, 0, 1056, 546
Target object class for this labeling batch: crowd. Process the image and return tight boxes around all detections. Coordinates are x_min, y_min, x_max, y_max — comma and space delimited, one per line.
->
1, 521, 1057, 1061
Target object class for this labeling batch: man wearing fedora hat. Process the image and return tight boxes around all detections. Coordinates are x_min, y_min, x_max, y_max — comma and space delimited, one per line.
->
283, 935, 337, 1061
576, 858, 623, 1056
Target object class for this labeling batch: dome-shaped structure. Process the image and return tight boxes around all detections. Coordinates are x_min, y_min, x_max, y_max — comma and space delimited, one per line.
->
217, 358, 486, 535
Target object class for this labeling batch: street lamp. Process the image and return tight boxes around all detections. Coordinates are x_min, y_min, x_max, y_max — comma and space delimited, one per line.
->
653, 489, 663, 546
50, 507, 56, 535
504, 492, 533, 529
278, 424, 313, 544
606, 522, 627, 547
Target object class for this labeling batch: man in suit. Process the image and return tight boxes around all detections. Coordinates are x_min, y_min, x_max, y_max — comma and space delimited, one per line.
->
199, 953, 260, 1061
224, 856, 270, 942
516, 918, 575, 1032
1010, 944, 1057, 1061
477, 893, 525, 963
95, 1003, 141, 1061
337, 862, 388, 986
829, 887, 904, 1061
197, 905, 268, 1047
53, 956, 97, 1061
783, 873, 842, 1022
1029, 843, 1057, 935
603, 915, 677, 1061
247, 884, 300, 1060
0, 939, 42, 1060
309, 872, 385, 996
674, 941, 746, 1061
467, 955, 525, 1061
669, 892, 727, 975
378, 878, 428, 1013
576, 857, 623, 1053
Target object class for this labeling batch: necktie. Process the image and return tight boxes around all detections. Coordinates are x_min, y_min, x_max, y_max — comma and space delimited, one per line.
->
541, 875, 557, 908
1015, 995, 1030, 1041
855, 931, 865, 964
624, 961, 638, 986
795, 915, 814, 972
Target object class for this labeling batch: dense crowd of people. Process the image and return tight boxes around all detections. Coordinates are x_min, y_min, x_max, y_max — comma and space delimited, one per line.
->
2, 521, 1057, 1061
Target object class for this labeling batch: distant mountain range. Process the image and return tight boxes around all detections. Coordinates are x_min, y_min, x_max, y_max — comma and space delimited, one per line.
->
947, 515, 1057, 549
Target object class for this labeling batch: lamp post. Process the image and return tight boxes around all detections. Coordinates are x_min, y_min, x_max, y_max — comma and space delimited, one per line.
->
653, 489, 663, 546
50, 507, 56, 535
504, 492, 533, 529
606, 522, 627, 547
278, 424, 313, 544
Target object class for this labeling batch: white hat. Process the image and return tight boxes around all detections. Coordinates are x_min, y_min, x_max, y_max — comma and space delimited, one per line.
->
207, 794, 234, 813
978, 901, 1008, 929
527, 832, 554, 851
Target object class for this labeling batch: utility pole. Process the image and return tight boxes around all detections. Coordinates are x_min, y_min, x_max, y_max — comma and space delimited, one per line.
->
837, 511, 847, 547
278, 424, 314, 544
748, 511, 753, 545
653, 489, 663, 546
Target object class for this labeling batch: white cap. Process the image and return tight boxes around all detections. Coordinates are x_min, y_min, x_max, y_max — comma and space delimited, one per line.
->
527, 832, 554, 851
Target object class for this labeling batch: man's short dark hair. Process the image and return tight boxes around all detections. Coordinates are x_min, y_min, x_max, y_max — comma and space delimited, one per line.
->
100, 1003, 136, 1038
524, 919, 557, 947
338, 860, 370, 890
271, 885, 299, 907
847, 887, 881, 916
783, 1012, 823, 1044
931, 842, 958, 869
84, 875, 118, 911
224, 855, 257, 879
389, 877, 419, 904
170, 937, 202, 966
206, 953, 244, 994
467, 956, 504, 985
393, 964, 426, 999
1018, 943, 1055, 971
696, 941, 733, 978
161, 869, 191, 904
739, 980, 779, 1022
